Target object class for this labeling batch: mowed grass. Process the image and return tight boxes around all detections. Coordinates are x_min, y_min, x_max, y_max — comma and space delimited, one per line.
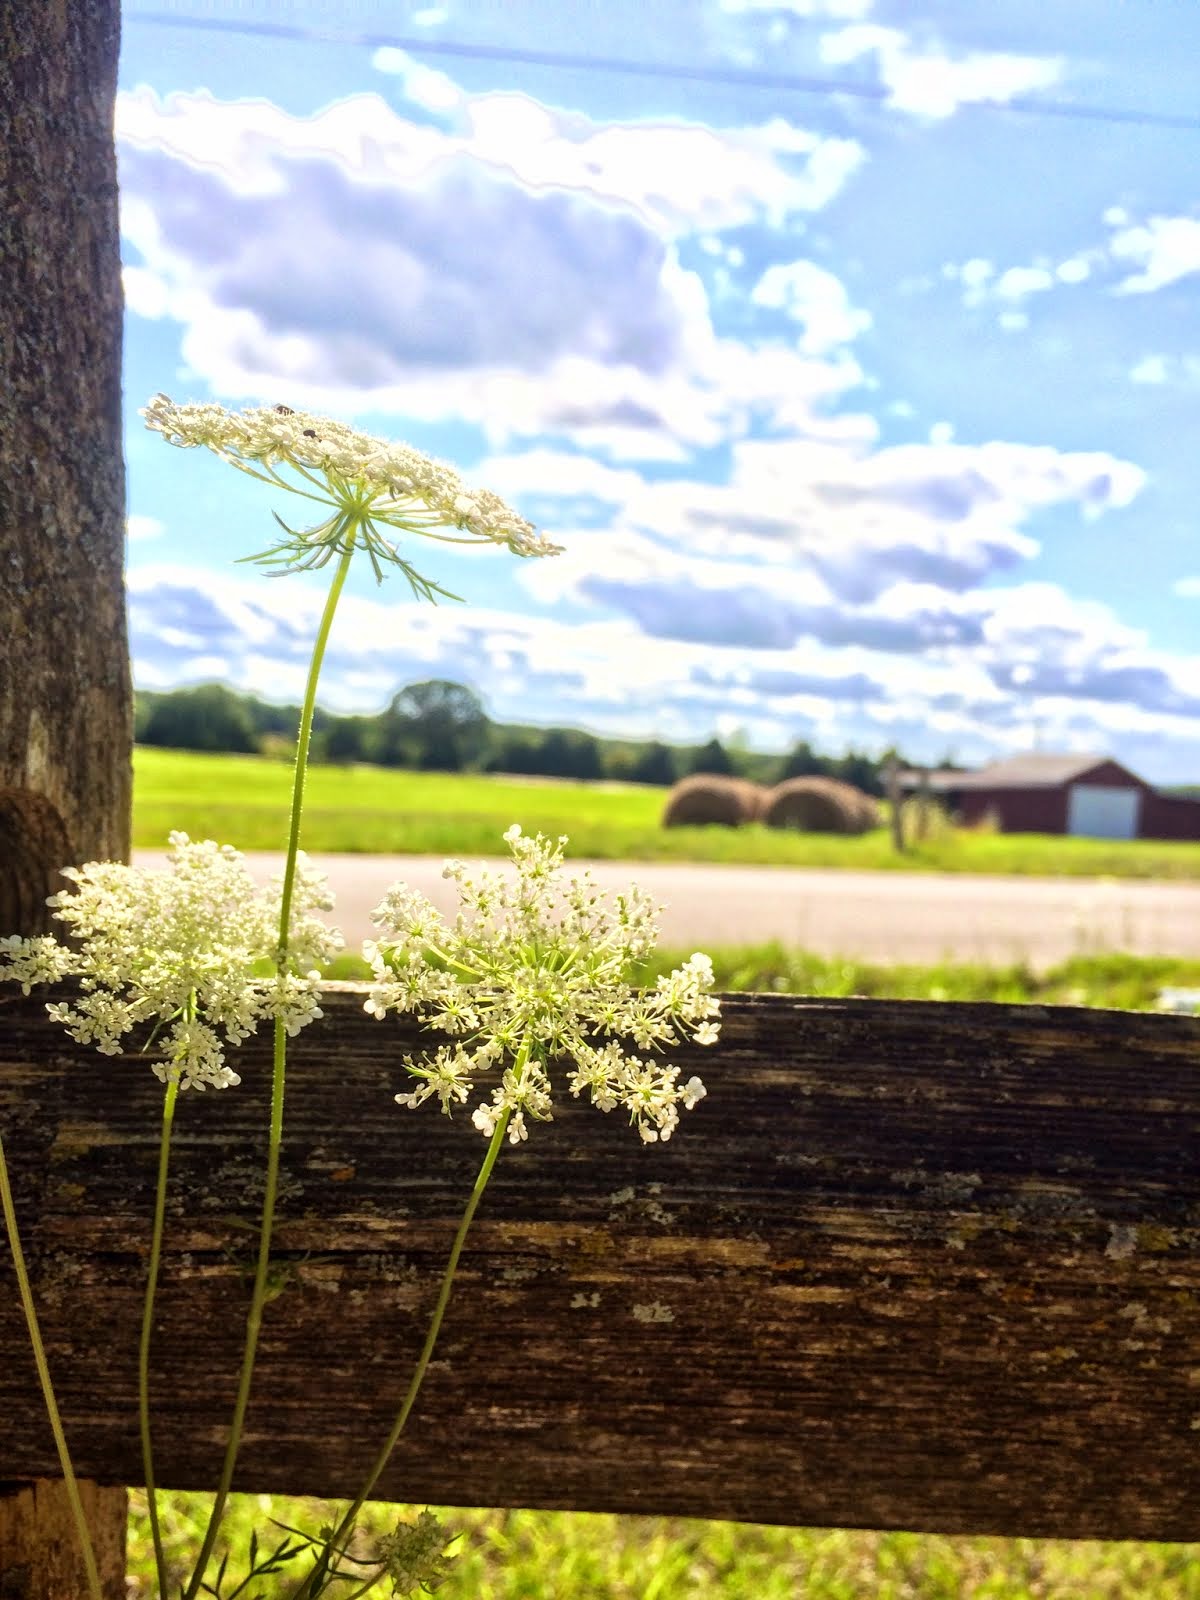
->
134, 746, 1200, 878
125, 949, 1200, 1597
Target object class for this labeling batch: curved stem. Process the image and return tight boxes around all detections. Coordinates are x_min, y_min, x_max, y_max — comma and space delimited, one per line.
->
0, 1133, 103, 1600
139, 1071, 180, 1599
183, 533, 358, 1600
289, 1108, 513, 1600
275, 537, 357, 954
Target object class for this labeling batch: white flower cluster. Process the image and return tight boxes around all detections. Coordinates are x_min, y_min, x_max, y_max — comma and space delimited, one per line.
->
141, 394, 560, 562
365, 825, 718, 1145
0, 834, 342, 1091
373, 1509, 454, 1595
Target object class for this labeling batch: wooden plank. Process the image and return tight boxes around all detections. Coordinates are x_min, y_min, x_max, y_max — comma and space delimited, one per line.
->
2, 985, 1198, 1539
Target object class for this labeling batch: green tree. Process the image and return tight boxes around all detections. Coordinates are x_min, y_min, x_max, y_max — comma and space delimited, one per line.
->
140, 685, 258, 754
833, 749, 883, 796
377, 680, 489, 771
484, 731, 540, 775
689, 737, 734, 777
322, 716, 369, 764
778, 740, 823, 781
531, 729, 603, 780
630, 741, 677, 786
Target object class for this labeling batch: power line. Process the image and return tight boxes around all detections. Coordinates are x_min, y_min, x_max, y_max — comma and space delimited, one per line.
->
125, 10, 1200, 133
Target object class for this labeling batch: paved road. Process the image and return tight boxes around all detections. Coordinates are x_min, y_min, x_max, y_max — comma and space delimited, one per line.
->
133, 851, 1200, 968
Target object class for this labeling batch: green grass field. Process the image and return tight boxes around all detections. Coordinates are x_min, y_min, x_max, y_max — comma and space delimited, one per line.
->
121, 947, 1200, 1597
134, 746, 1200, 878
126, 1491, 1200, 1599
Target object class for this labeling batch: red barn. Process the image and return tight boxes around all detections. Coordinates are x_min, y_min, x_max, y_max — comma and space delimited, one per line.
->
901, 753, 1200, 840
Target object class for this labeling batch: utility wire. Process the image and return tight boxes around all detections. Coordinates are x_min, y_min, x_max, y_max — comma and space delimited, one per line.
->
126, 10, 1200, 133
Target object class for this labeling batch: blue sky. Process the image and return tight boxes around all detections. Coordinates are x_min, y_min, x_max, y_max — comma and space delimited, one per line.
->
119, 0, 1200, 780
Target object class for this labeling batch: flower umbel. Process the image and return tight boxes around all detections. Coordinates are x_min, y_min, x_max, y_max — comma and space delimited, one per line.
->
365, 826, 718, 1144
373, 1510, 456, 1596
142, 394, 561, 585
0, 833, 342, 1090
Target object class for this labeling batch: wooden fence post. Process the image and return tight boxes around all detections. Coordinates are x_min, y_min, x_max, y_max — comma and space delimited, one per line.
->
0, 1, 131, 1591
885, 755, 906, 854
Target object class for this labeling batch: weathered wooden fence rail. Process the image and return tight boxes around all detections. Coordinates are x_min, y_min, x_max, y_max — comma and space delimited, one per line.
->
3, 984, 1198, 1542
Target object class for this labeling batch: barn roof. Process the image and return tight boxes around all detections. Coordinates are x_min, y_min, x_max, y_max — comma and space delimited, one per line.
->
898, 753, 1140, 792
966, 752, 1118, 788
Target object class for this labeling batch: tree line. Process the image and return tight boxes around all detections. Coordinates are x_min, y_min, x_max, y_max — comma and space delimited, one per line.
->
134, 680, 896, 794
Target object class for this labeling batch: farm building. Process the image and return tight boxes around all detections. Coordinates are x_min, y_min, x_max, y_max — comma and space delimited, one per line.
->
899, 753, 1200, 840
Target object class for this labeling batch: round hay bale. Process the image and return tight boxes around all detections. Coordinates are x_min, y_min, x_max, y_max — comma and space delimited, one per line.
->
662, 774, 766, 828
761, 776, 880, 835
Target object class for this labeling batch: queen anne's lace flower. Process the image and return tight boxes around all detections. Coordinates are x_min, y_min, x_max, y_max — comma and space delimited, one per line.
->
0, 834, 342, 1091
142, 394, 561, 582
365, 827, 719, 1144
373, 1509, 455, 1595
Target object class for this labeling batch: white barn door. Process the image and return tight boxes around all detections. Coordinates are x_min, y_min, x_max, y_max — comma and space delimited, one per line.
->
1067, 784, 1140, 839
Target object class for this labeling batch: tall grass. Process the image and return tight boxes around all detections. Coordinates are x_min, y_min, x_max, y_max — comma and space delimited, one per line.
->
134, 747, 1200, 879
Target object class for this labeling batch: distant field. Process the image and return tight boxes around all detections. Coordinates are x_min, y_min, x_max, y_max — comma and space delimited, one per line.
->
133, 746, 1200, 879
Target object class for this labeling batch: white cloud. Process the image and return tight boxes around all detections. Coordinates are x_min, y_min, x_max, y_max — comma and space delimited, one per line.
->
502, 430, 1145, 640
1109, 213, 1200, 294
117, 86, 861, 241
122, 264, 170, 319
819, 25, 1061, 119
115, 87, 867, 451
1125, 354, 1200, 389
370, 48, 462, 113
946, 250, 1099, 317
1174, 577, 1200, 597
126, 514, 165, 542
993, 265, 1054, 301
611, 435, 1143, 593
1130, 354, 1169, 385
966, 212, 1200, 308
1056, 255, 1092, 285
958, 258, 994, 292
125, 561, 1200, 772
749, 259, 871, 353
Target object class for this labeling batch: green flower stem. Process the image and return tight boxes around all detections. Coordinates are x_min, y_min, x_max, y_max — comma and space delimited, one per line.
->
0, 1132, 103, 1600
184, 533, 358, 1600
289, 1104, 514, 1600
277, 534, 357, 946
139, 1070, 180, 1600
